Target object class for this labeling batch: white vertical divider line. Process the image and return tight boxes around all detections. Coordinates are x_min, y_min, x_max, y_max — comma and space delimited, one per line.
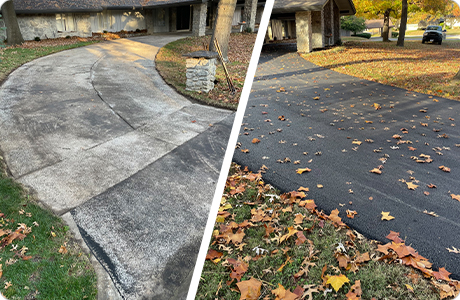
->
186, 0, 275, 298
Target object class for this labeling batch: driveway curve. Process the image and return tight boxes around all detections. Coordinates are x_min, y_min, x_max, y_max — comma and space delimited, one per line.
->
0, 34, 233, 299
234, 49, 460, 281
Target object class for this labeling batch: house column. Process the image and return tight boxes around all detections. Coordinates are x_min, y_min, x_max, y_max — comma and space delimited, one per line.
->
192, 3, 207, 36
332, 0, 341, 44
295, 11, 312, 53
243, 0, 257, 32
169, 7, 177, 32
322, 0, 332, 46
311, 10, 323, 48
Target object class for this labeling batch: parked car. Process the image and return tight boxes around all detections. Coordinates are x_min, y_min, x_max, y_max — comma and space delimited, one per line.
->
422, 25, 446, 45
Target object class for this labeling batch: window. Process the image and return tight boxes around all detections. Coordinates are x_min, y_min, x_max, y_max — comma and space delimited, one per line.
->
56, 13, 76, 32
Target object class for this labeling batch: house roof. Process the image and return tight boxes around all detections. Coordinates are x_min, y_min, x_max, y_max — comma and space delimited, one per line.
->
365, 19, 395, 29
13, 0, 204, 14
272, 0, 355, 15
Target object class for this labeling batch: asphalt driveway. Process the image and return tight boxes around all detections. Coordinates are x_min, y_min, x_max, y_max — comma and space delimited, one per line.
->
234, 49, 460, 280
0, 34, 233, 299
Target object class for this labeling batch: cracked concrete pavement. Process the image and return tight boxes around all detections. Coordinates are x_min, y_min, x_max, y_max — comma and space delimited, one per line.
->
0, 33, 234, 299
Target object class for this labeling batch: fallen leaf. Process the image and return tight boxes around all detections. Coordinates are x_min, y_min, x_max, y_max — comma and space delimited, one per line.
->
446, 246, 460, 254
381, 212, 395, 221
346, 280, 362, 300
252, 138, 260, 144
237, 278, 262, 300
433, 267, 451, 281
423, 210, 438, 217
326, 274, 350, 292
59, 245, 68, 254
406, 182, 418, 190
450, 194, 460, 202
439, 165, 451, 172
206, 249, 223, 260
296, 168, 311, 174
369, 168, 382, 174
386, 231, 403, 243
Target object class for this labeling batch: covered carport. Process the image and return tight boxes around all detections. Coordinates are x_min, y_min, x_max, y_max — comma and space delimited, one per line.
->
268, 0, 355, 52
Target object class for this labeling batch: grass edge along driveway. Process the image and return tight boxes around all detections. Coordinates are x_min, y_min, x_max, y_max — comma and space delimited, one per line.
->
304, 40, 460, 103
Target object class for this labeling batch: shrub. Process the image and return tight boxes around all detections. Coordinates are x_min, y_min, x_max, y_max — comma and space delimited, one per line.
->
341, 15, 366, 35
103, 30, 108, 33
34, 36, 41, 41
391, 32, 399, 38
135, 28, 141, 32
244, 27, 253, 33
352, 32, 371, 39
65, 35, 71, 39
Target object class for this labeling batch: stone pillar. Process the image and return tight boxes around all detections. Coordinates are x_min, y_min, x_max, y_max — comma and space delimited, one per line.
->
311, 10, 323, 49
287, 20, 296, 39
295, 11, 312, 53
333, 1, 341, 44
184, 51, 219, 93
323, 0, 332, 46
243, 0, 257, 32
169, 7, 177, 32
192, 3, 207, 36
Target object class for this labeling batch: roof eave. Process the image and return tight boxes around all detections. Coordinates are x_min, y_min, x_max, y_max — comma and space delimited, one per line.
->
143, 0, 205, 8
16, 8, 103, 14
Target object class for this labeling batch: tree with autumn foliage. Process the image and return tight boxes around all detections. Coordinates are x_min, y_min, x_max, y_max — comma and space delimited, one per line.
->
355, 0, 451, 42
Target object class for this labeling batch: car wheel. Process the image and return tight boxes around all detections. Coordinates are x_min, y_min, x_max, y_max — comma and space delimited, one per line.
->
439, 40, 442, 45
422, 40, 425, 43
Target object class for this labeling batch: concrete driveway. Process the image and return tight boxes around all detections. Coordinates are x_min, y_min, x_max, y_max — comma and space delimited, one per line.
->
234, 49, 460, 280
0, 34, 233, 299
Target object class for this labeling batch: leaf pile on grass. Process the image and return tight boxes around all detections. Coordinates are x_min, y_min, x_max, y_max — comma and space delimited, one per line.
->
303, 41, 460, 101
0, 161, 96, 299
156, 33, 257, 110
196, 163, 460, 300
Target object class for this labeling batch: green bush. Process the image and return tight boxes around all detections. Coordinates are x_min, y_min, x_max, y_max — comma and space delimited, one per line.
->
392, 32, 399, 38
103, 30, 108, 33
352, 32, 371, 39
65, 35, 71, 39
34, 36, 41, 41
135, 28, 141, 32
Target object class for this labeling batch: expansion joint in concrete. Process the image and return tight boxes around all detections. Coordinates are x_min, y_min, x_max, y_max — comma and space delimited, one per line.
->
90, 55, 136, 131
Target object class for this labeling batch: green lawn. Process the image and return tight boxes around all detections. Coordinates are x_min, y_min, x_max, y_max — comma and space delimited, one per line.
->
0, 39, 99, 83
0, 162, 97, 299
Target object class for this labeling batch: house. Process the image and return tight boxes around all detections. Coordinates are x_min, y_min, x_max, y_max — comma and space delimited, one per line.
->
365, 19, 394, 37
267, 0, 356, 52
1, 0, 265, 41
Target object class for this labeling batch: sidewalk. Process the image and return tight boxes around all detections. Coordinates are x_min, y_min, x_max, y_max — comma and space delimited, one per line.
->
0, 34, 233, 299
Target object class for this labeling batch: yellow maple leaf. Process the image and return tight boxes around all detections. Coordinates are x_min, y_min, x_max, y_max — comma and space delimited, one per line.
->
326, 274, 350, 292
381, 211, 395, 221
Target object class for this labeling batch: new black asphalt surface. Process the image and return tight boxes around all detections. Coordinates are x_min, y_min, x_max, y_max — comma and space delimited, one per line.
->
234, 48, 460, 280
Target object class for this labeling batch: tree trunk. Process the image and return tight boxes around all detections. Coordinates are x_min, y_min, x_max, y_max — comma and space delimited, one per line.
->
209, 0, 237, 61
2, 0, 23, 46
397, 0, 408, 47
454, 70, 460, 80
382, 9, 391, 42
